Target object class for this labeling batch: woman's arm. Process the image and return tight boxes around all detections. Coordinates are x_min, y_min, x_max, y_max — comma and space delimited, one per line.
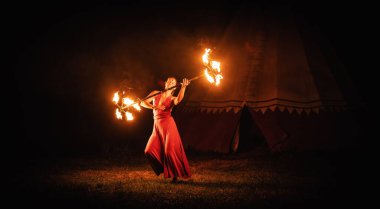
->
173, 78, 190, 105
140, 90, 159, 109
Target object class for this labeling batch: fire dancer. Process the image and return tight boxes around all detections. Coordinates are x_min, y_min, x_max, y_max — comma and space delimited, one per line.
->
140, 77, 191, 183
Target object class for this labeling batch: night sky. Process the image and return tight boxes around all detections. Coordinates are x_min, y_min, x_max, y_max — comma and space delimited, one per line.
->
6, 1, 374, 160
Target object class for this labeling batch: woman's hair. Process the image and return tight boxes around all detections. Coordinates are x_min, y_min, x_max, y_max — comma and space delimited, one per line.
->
167, 77, 177, 83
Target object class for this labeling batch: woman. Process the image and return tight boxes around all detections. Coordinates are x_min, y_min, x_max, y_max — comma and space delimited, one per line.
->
140, 77, 191, 182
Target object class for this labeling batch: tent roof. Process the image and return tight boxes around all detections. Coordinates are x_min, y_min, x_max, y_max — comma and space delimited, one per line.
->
179, 5, 359, 114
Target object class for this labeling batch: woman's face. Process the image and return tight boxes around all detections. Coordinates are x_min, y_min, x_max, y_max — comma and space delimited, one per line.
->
165, 78, 177, 89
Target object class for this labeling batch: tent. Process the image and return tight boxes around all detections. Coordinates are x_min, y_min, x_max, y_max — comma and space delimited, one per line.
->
173, 5, 361, 153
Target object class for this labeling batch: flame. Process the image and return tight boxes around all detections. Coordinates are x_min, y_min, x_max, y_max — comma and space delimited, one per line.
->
204, 69, 215, 84
125, 111, 134, 121
202, 48, 211, 65
211, 61, 220, 71
113, 94, 141, 121
115, 108, 123, 120
133, 103, 141, 111
113, 92, 120, 104
122, 97, 134, 106
202, 48, 223, 86
122, 97, 141, 111
215, 74, 223, 86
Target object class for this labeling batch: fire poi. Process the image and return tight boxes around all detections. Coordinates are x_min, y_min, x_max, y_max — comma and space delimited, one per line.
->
112, 90, 141, 121
113, 48, 223, 121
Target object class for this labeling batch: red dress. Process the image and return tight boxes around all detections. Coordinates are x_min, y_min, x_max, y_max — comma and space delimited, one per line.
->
144, 93, 191, 178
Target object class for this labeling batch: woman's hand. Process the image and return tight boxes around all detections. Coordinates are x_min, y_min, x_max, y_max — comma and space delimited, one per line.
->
182, 78, 190, 87
153, 104, 166, 110
174, 78, 190, 106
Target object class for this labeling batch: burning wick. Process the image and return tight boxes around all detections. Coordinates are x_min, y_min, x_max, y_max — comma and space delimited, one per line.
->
113, 91, 141, 121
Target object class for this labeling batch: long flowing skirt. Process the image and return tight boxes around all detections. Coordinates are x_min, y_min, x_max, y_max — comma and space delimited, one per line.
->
144, 116, 191, 178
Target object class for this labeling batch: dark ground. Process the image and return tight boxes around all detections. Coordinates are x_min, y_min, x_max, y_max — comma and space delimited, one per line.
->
6, 147, 372, 209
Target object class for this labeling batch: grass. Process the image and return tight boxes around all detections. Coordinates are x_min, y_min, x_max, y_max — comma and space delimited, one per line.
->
9, 148, 363, 209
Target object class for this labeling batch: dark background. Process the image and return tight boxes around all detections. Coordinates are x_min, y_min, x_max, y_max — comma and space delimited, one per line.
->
5, 0, 374, 161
